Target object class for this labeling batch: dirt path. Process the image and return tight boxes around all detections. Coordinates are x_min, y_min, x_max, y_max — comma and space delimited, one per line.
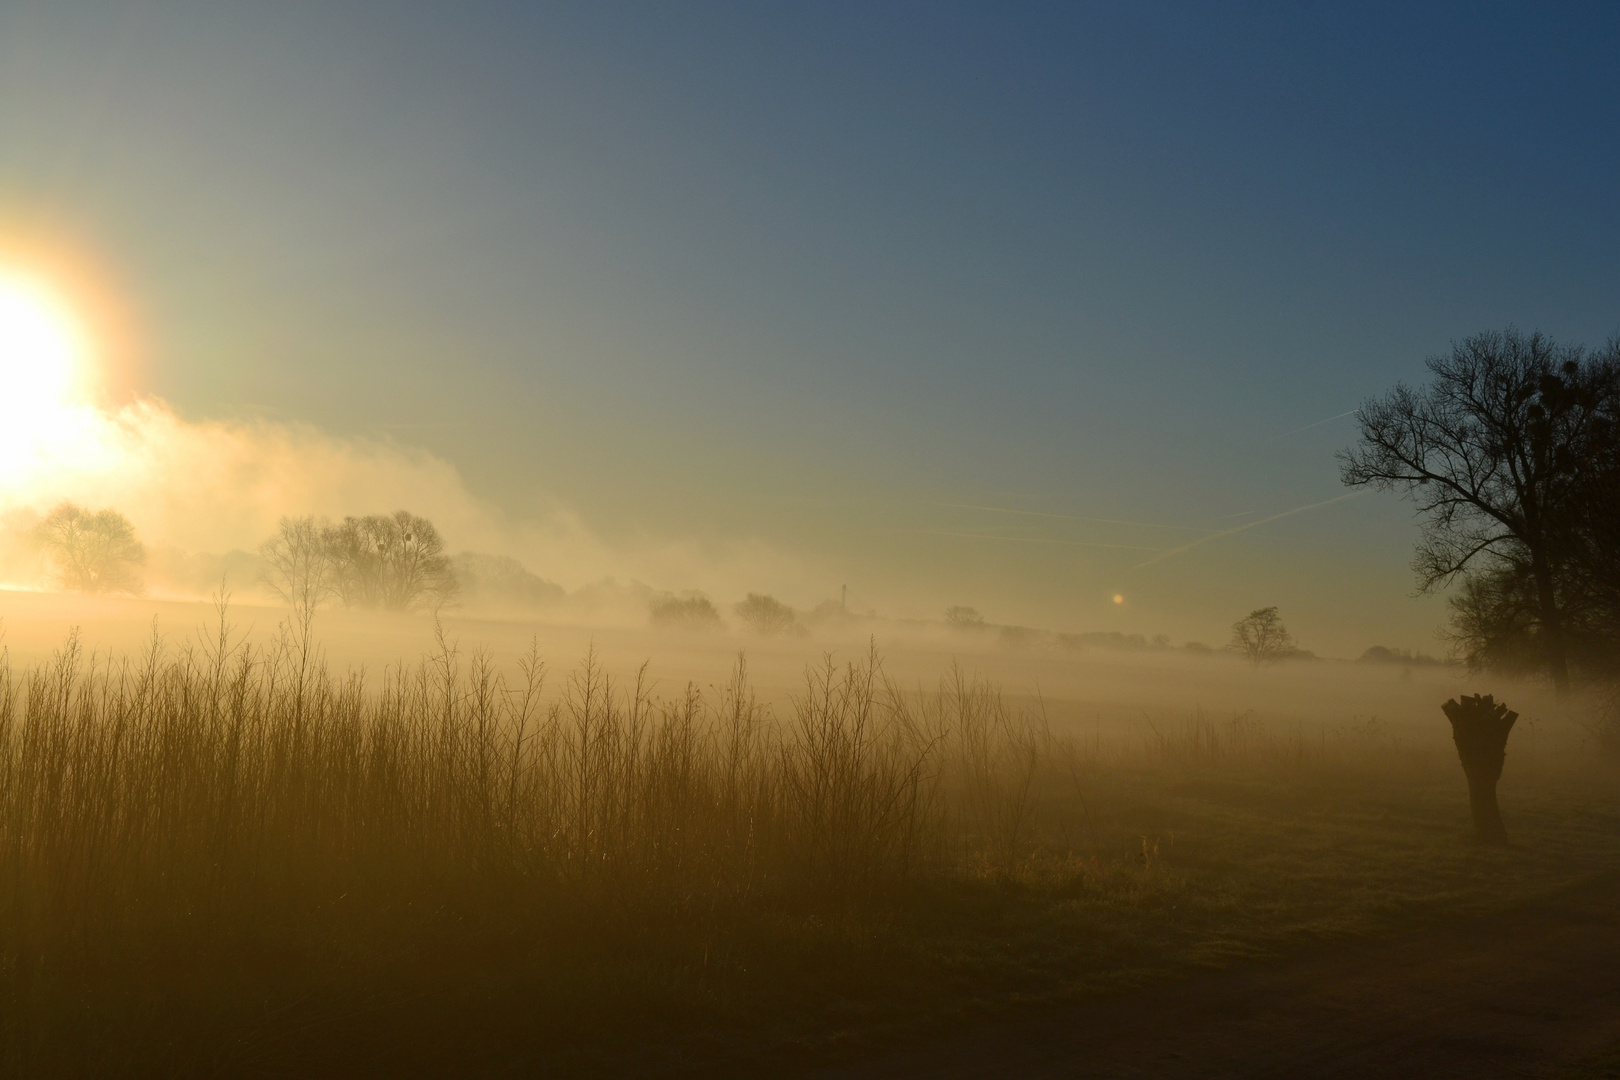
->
812, 874, 1620, 1080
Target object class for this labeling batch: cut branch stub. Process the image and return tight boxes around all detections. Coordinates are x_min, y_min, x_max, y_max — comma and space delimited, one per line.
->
1440, 693, 1518, 844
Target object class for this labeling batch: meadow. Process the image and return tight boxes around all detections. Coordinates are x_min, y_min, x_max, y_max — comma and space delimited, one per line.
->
2, 592, 1617, 1077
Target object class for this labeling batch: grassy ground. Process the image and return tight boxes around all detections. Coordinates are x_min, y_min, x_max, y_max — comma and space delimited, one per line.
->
2, 613, 1615, 1077
722, 760, 1620, 1074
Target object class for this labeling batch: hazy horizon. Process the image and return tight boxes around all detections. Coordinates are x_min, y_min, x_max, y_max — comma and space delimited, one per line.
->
3, 2, 1618, 656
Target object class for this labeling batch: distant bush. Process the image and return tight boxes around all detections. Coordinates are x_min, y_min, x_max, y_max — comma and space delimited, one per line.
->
453, 553, 565, 610
1359, 645, 1448, 666
33, 502, 145, 595
998, 625, 1036, 650
807, 598, 859, 627
1075, 631, 1150, 651
735, 593, 795, 636
650, 594, 724, 631
1183, 641, 1214, 655
945, 606, 986, 629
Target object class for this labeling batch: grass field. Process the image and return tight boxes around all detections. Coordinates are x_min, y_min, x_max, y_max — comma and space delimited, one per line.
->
2, 596, 1616, 1077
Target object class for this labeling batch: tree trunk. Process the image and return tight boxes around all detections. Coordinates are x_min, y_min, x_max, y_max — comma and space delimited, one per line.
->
1441, 695, 1519, 844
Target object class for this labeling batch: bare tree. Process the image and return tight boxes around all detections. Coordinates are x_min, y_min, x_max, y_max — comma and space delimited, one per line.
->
259, 516, 337, 616
734, 593, 794, 636
1339, 329, 1618, 692
1229, 606, 1294, 667
34, 502, 145, 594
945, 606, 986, 629
323, 511, 458, 612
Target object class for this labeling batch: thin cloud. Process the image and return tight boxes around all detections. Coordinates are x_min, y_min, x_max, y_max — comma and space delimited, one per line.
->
1130, 491, 1368, 570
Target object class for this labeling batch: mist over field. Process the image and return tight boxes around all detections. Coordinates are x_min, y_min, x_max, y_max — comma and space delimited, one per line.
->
3, 3, 1620, 1078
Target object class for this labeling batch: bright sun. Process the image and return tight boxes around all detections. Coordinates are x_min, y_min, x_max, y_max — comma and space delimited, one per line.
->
0, 271, 94, 482
0, 272, 86, 411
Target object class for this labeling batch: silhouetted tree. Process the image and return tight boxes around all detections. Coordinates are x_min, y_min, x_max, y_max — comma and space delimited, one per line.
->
260, 516, 337, 615
734, 593, 794, 636
945, 606, 986, 629
1341, 329, 1620, 691
1229, 606, 1293, 667
323, 511, 457, 612
34, 502, 145, 594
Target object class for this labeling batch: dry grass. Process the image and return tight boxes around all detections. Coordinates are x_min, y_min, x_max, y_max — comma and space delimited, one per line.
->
2, 605, 1618, 1077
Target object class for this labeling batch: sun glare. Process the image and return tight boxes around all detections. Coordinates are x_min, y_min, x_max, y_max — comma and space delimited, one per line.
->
0, 271, 96, 487
0, 273, 85, 405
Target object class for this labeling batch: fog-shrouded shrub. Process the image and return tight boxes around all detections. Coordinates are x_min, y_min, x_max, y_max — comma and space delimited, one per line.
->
1359, 645, 1448, 666
945, 606, 986, 629
452, 552, 565, 611
735, 592, 795, 636
650, 593, 724, 631
33, 501, 145, 595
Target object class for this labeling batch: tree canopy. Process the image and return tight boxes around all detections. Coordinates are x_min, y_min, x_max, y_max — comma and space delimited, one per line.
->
1341, 328, 1620, 688
34, 502, 145, 595
734, 593, 795, 636
259, 511, 458, 614
1229, 607, 1295, 667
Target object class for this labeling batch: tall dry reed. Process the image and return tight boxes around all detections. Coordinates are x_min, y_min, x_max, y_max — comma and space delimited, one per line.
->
0, 611, 1069, 1074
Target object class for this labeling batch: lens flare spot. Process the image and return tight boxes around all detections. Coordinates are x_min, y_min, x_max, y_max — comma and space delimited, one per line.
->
1113, 593, 1125, 605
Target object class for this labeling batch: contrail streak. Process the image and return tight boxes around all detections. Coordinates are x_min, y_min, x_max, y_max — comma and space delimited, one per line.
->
1268, 410, 1356, 441
1129, 491, 1367, 570
897, 529, 1163, 551
938, 503, 1218, 533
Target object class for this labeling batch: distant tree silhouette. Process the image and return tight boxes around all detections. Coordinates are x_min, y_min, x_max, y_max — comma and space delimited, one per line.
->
34, 502, 145, 594
650, 594, 723, 631
1341, 329, 1620, 691
734, 593, 794, 636
260, 516, 337, 615
451, 553, 564, 610
1229, 607, 1294, 667
945, 606, 986, 629
323, 511, 458, 612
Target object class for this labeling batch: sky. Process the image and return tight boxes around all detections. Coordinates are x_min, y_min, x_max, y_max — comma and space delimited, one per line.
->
0, 1, 1617, 655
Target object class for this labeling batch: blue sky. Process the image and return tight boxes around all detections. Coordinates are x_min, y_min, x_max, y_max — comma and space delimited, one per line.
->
1, 1, 1617, 652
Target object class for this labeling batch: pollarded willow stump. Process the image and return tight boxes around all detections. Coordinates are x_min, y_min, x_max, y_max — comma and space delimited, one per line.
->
1440, 694, 1518, 844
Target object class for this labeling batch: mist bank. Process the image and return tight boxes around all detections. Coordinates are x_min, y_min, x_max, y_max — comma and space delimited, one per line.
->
0, 391, 1454, 655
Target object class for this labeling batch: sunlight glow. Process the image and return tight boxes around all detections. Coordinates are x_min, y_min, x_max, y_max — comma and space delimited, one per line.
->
0, 271, 99, 491
0, 274, 83, 404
